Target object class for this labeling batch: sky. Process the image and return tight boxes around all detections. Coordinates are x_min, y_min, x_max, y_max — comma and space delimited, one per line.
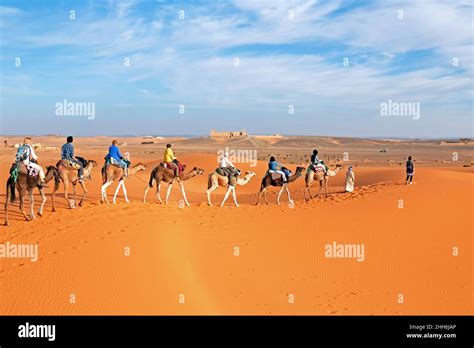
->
0, 0, 473, 138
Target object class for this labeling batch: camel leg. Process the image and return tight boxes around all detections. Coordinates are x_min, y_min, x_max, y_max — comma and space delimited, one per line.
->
325, 179, 329, 197
38, 188, 46, 216
19, 191, 30, 221
178, 181, 190, 206
221, 186, 232, 207
28, 190, 35, 220
79, 181, 87, 207
165, 183, 173, 205
101, 181, 113, 204
51, 183, 57, 212
157, 182, 163, 204
113, 180, 123, 204
63, 181, 71, 208
277, 186, 285, 205
72, 184, 77, 206
206, 183, 218, 206
305, 185, 314, 201
4, 180, 11, 226
123, 181, 130, 203
256, 187, 265, 206
263, 188, 269, 205
144, 185, 150, 203
285, 185, 293, 205
231, 186, 239, 207
316, 180, 323, 197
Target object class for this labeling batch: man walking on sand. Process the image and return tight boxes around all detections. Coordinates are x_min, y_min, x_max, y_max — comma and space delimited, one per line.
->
406, 156, 414, 185
345, 166, 355, 192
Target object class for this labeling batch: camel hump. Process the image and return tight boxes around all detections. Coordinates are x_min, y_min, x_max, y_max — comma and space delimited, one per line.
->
75, 156, 88, 167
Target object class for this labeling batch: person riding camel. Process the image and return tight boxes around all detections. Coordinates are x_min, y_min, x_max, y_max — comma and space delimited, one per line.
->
268, 156, 287, 183
106, 140, 130, 177
310, 149, 328, 172
163, 144, 179, 178
219, 151, 239, 185
61, 136, 84, 182
16, 137, 46, 188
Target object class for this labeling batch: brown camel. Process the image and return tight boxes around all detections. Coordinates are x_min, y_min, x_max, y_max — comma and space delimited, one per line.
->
4, 164, 57, 226
206, 171, 256, 207
143, 164, 204, 205
304, 164, 343, 200
101, 163, 147, 204
256, 166, 305, 205
51, 158, 97, 210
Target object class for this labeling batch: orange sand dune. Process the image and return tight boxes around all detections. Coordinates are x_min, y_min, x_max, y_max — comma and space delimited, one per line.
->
0, 151, 472, 315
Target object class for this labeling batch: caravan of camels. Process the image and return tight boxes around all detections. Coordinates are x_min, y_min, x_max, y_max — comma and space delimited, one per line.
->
4, 137, 347, 226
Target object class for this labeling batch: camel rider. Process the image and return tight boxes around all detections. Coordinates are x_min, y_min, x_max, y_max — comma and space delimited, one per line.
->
164, 144, 179, 177
16, 137, 46, 187
61, 136, 84, 182
268, 156, 287, 183
311, 149, 328, 172
220, 151, 239, 185
106, 140, 130, 176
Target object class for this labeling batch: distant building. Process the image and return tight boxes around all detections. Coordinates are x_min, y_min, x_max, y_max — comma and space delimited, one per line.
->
210, 129, 249, 139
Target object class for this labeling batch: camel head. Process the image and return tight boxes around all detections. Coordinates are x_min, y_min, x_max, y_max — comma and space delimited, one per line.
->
134, 163, 147, 171
244, 171, 256, 178
192, 167, 205, 175
295, 166, 306, 175
88, 160, 98, 168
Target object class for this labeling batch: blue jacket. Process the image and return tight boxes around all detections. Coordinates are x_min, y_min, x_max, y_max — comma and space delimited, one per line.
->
269, 161, 279, 171
61, 143, 74, 160
108, 145, 123, 161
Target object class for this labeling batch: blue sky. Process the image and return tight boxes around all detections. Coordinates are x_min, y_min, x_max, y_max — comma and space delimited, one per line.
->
0, 0, 472, 137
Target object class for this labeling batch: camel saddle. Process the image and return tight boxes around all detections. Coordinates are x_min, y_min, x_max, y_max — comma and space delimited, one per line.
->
162, 161, 185, 175
9, 162, 38, 183
57, 159, 81, 170
216, 167, 240, 186
268, 167, 291, 181
268, 170, 283, 181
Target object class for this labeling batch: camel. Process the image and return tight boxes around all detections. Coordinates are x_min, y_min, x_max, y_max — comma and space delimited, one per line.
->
304, 164, 343, 200
206, 171, 256, 207
256, 166, 305, 205
101, 163, 147, 204
4, 164, 57, 226
51, 158, 97, 210
143, 164, 204, 205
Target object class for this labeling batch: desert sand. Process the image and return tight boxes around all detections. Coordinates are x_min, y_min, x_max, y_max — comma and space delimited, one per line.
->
0, 136, 472, 315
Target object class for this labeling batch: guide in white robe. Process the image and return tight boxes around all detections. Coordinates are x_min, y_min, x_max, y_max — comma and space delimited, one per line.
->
345, 167, 355, 192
